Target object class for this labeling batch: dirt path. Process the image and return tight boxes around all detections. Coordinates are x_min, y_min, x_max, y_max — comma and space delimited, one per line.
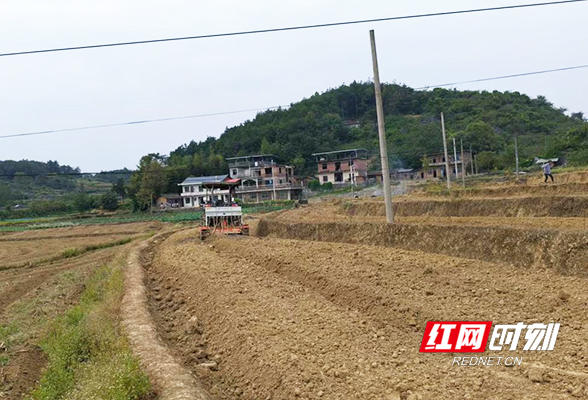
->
146, 230, 588, 399
122, 234, 211, 400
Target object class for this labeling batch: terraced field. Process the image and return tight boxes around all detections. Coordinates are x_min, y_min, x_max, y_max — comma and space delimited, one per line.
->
136, 193, 588, 399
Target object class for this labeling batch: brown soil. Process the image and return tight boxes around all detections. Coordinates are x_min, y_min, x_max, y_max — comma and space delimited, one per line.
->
272, 203, 588, 231
257, 219, 588, 277
340, 196, 588, 218
0, 248, 117, 311
0, 221, 160, 239
145, 230, 588, 399
0, 222, 159, 268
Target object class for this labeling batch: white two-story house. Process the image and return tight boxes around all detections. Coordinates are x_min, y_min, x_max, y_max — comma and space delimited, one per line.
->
179, 175, 231, 208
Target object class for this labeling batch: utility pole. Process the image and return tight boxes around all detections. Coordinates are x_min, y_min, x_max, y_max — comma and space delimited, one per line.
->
272, 165, 277, 201
441, 112, 451, 191
460, 138, 466, 187
350, 164, 355, 198
514, 135, 520, 177
370, 30, 393, 223
452, 137, 459, 179
469, 145, 474, 175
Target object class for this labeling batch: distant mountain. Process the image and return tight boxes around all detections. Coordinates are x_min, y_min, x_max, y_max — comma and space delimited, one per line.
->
0, 160, 131, 207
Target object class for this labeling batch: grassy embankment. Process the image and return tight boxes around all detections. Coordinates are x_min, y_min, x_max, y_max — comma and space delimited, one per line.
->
30, 260, 151, 400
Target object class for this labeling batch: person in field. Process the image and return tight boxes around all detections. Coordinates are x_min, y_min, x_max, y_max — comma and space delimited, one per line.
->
543, 161, 554, 183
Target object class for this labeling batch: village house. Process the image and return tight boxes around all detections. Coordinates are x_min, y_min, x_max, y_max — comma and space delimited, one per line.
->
312, 148, 369, 185
226, 154, 303, 202
156, 193, 183, 209
179, 175, 232, 208
418, 150, 473, 180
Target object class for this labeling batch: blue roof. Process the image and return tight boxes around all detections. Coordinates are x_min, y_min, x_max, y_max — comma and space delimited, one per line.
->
179, 175, 228, 185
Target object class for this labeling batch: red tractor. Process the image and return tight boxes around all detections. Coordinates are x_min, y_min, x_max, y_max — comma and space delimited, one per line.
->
198, 179, 249, 240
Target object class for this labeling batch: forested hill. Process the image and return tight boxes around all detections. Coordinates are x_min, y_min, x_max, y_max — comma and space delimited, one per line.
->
164, 82, 587, 179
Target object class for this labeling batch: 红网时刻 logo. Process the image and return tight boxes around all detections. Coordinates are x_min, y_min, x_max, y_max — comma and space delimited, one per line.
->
420, 321, 560, 353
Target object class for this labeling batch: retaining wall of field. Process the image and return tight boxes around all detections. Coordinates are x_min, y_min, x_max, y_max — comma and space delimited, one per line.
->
256, 219, 588, 277
343, 195, 588, 218
420, 182, 588, 198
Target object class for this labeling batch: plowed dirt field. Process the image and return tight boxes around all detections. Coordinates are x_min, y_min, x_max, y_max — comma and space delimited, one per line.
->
146, 229, 588, 399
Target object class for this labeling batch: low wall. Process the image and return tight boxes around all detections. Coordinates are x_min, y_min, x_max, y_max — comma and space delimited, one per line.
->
256, 219, 588, 277
424, 182, 588, 198
343, 196, 588, 218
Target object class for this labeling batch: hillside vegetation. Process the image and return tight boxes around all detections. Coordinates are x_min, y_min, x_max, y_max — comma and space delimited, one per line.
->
163, 82, 587, 181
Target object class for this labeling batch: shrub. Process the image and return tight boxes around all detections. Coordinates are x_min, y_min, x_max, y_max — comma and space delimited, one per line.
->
72, 193, 97, 213
100, 192, 119, 211
308, 180, 321, 190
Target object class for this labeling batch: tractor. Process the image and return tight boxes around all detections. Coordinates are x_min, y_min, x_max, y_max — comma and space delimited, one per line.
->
198, 179, 249, 240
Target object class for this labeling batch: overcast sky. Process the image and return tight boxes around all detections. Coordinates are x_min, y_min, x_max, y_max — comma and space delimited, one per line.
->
0, 0, 586, 172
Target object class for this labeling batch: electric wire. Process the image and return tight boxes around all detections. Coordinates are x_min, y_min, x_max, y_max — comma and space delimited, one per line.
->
0, 0, 584, 58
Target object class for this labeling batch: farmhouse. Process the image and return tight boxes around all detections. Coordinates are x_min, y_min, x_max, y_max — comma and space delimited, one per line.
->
179, 175, 232, 208
156, 193, 182, 209
312, 148, 369, 185
227, 154, 303, 202
418, 151, 473, 180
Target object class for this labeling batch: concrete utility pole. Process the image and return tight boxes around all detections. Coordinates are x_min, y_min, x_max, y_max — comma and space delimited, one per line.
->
272, 165, 277, 200
460, 138, 466, 187
441, 112, 451, 190
452, 137, 459, 179
350, 164, 355, 198
370, 30, 393, 223
514, 135, 520, 177
470, 145, 474, 175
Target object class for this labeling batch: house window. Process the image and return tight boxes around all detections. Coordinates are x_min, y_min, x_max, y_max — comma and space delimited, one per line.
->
264, 179, 273, 185
232, 169, 237, 176
421, 173, 424, 179
321, 163, 327, 170
433, 170, 437, 178
248, 194, 257, 201
322, 176, 328, 182
265, 167, 272, 175
348, 160, 354, 166
279, 167, 282, 173
261, 192, 271, 200
279, 179, 283, 184
190, 186, 194, 192
432, 158, 436, 163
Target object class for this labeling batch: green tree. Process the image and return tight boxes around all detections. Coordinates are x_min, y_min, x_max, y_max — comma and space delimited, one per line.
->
460, 122, 504, 152
112, 178, 126, 202
476, 151, 501, 172
72, 192, 96, 212
100, 191, 119, 211
129, 155, 167, 211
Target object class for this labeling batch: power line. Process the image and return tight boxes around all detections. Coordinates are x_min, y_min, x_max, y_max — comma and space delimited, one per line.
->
1, 62, 585, 141
415, 64, 588, 89
0, 106, 287, 139
1, 0, 585, 58
0, 171, 135, 178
